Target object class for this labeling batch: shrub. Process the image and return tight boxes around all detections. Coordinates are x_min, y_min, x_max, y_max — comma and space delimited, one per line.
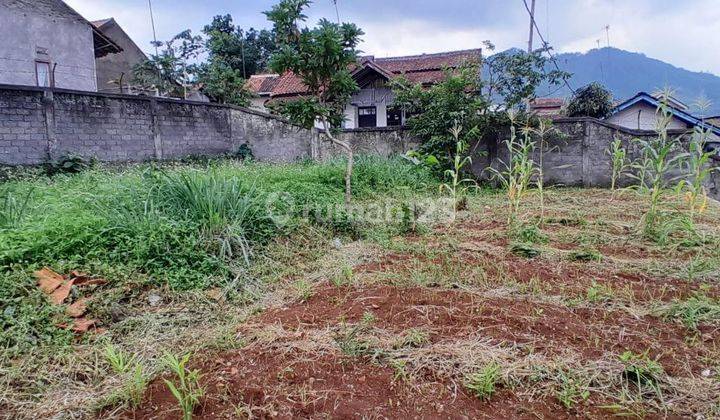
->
565, 83, 614, 118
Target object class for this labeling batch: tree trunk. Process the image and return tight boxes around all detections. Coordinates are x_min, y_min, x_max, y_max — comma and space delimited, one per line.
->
321, 119, 353, 209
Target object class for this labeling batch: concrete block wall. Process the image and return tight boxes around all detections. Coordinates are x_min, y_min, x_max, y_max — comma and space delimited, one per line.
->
52, 91, 156, 161
0, 88, 47, 165
0, 85, 316, 166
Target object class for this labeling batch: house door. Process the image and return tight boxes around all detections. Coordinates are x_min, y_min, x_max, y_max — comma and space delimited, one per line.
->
358, 106, 377, 128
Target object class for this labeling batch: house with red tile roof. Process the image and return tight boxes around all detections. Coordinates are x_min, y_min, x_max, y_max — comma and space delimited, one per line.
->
247, 48, 481, 129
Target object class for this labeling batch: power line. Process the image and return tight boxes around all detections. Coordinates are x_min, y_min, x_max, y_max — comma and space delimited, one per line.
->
521, 0, 576, 94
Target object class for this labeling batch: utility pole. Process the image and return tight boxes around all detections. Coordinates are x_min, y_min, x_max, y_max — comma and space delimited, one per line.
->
148, 0, 161, 96
332, 0, 340, 24
604, 25, 611, 48
527, 0, 537, 52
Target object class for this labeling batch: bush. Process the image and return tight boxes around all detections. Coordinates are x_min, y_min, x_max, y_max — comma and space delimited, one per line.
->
565, 83, 614, 118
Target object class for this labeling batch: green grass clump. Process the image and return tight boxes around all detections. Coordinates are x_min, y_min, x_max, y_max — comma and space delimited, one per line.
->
465, 362, 502, 401
663, 291, 720, 330
0, 156, 439, 354
509, 242, 541, 258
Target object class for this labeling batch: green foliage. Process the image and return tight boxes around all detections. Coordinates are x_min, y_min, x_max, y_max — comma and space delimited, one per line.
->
265, 0, 363, 130
132, 30, 204, 98
47, 153, 92, 175
628, 95, 689, 237
556, 370, 590, 409
510, 242, 541, 258
201, 15, 277, 77
196, 62, 252, 106
439, 125, 478, 220
607, 137, 629, 191
586, 281, 614, 303
465, 362, 501, 401
105, 344, 138, 374
482, 43, 571, 109
681, 127, 718, 219
513, 224, 548, 244
663, 291, 720, 330
394, 328, 429, 349
0, 186, 32, 229
0, 158, 437, 353
618, 350, 664, 398
568, 249, 603, 262
162, 353, 205, 420
566, 82, 614, 118
392, 64, 486, 169
486, 112, 538, 226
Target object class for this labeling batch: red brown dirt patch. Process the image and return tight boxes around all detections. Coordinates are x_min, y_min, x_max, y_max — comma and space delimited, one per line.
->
122, 346, 607, 420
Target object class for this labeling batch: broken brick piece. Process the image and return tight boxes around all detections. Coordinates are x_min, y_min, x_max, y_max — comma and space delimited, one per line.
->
49, 279, 75, 305
35, 267, 65, 294
66, 298, 89, 318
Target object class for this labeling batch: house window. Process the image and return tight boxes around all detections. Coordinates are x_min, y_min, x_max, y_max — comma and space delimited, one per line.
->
358, 106, 377, 128
387, 106, 402, 127
35, 61, 52, 87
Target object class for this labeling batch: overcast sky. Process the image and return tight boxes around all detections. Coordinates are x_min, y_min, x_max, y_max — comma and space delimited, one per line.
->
65, 0, 720, 75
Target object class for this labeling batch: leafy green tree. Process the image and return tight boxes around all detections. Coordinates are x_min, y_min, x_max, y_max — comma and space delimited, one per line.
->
132, 30, 203, 98
197, 63, 252, 106
264, 0, 364, 207
202, 15, 277, 78
483, 42, 571, 109
392, 64, 489, 168
566, 82, 614, 118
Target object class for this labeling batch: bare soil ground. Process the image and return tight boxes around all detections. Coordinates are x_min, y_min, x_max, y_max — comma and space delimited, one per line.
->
114, 190, 720, 419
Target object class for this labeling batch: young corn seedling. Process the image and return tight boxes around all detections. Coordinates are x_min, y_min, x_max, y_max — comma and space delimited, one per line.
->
105, 344, 137, 374
607, 136, 629, 191
439, 124, 477, 222
162, 353, 205, 420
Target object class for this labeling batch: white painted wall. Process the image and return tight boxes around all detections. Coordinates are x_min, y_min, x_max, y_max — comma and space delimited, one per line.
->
343, 87, 395, 129
607, 102, 689, 131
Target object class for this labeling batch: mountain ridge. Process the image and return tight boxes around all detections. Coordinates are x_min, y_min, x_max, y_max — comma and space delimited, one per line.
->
531, 47, 720, 115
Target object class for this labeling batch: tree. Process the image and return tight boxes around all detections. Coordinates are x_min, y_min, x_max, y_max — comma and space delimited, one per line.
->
482, 42, 571, 110
264, 0, 364, 207
392, 64, 489, 168
566, 82, 614, 118
197, 62, 253, 106
202, 15, 278, 78
132, 30, 203, 98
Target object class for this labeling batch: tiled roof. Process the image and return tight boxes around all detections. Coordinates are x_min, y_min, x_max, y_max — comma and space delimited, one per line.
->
530, 98, 565, 109
248, 48, 481, 98
246, 74, 281, 95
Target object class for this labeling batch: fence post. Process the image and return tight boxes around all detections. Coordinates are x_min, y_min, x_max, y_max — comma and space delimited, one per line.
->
150, 98, 163, 160
42, 89, 56, 162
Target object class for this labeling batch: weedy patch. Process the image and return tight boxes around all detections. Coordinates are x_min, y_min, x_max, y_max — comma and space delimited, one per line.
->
568, 248, 603, 262
662, 291, 720, 330
509, 242, 542, 258
464, 362, 502, 401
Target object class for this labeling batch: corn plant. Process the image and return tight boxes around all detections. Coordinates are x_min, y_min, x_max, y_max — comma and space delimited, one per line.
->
681, 127, 718, 221
487, 111, 538, 226
162, 353, 205, 420
439, 124, 477, 222
607, 136, 629, 191
105, 344, 137, 374
628, 100, 688, 237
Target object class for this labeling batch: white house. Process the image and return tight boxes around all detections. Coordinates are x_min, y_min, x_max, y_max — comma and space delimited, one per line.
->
247, 49, 482, 129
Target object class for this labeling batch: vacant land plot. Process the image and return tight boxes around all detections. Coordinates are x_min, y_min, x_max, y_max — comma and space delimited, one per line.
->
1, 158, 719, 419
